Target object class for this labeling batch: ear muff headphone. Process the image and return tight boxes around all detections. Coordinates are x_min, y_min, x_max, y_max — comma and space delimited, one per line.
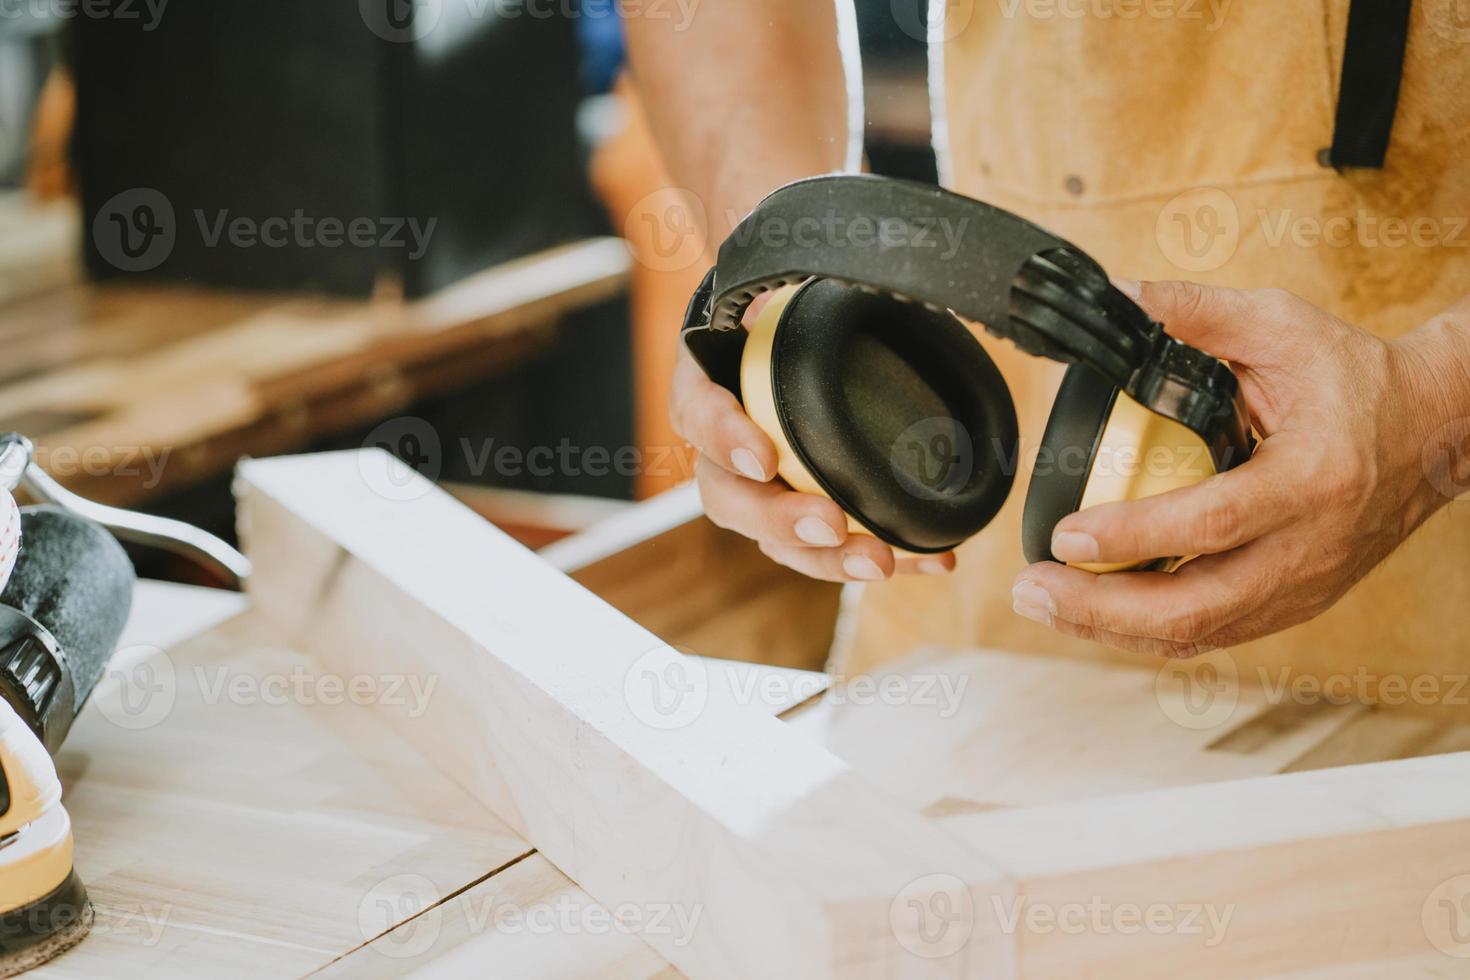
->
681, 175, 1253, 571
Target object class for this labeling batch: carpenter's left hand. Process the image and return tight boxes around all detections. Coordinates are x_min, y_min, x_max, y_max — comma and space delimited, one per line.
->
1011, 281, 1470, 657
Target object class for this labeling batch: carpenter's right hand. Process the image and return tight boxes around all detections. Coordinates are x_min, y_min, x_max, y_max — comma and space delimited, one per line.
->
671, 315, 957, 583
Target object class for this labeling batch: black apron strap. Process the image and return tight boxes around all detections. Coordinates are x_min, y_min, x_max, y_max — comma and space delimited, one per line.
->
1326, 0, 1414, 169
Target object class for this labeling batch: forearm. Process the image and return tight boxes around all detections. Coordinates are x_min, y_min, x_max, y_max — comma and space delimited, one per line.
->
620, 0, 854, 242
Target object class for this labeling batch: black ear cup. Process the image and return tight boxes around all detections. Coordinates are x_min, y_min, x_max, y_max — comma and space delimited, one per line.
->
1021, 364, 1118, 565
766, 279, 1018, 553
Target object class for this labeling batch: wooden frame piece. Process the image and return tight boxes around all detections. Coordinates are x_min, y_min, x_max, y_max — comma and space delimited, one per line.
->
237, 451, 1470, 978
238, 451, 1013, 979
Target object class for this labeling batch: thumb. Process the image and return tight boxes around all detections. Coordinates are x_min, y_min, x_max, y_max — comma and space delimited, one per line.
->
1118, 279, 1266, 365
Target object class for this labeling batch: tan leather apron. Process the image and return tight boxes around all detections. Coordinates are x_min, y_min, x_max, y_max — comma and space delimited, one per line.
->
845, 0, 1470, 709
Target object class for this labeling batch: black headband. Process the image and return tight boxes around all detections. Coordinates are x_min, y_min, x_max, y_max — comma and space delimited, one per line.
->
682, 174, 1249, 467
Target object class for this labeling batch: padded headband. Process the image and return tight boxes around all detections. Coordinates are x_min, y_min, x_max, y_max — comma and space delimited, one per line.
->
683, 175, 1250, 469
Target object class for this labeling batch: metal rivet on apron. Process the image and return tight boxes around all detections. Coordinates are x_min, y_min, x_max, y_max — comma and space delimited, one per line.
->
1064, 175, 1084, 196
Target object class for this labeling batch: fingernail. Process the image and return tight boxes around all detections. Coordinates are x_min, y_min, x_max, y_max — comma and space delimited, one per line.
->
1013, 598, 1053, 627
1012, 580, 1056, 616
918, 558, 951, 575
730, 448, 767, 482
795, 516, 841, 547
1112, 278, 1142, 302
1051, 531, 1099, 563
843, 555, 886, 581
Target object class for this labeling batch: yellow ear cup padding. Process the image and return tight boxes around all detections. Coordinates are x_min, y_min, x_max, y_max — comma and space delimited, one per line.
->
1022, 362, 1218, 572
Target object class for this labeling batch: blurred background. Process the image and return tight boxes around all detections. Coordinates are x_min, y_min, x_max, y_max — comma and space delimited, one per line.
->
0, 0, 933, 576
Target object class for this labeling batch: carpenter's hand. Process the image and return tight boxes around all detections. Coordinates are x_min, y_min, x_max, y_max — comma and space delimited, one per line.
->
672, 301, 956, 583
1012, 281, 1469, 657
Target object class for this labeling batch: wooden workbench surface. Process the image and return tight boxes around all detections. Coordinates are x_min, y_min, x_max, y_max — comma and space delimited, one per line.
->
41, 580, 836, 978
0, 194, 630, 508
47, 579, 1470, 978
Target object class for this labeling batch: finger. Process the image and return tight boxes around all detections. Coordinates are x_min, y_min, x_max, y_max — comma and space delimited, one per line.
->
1125, 280, 1295, 366
759, 535, 896, 583
671, 345, 778, 482
1013, 548, 1267, 648
696, 456, 849, 548
1049, 440, 1300, 565
1046, 616, 1217, 659
895, 551, 957, 576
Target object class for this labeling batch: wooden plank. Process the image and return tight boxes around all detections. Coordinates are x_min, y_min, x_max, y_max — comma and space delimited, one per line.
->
786, 648, 1364, 812
312, 854, 679, 980
51, 601, 532, 978
937, 753, 1470, 977
238, 450, 1015, 980
1, 238, 629, 507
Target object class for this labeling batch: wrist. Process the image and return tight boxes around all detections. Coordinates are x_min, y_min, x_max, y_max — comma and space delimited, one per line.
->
1389, 307, 1470, 520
